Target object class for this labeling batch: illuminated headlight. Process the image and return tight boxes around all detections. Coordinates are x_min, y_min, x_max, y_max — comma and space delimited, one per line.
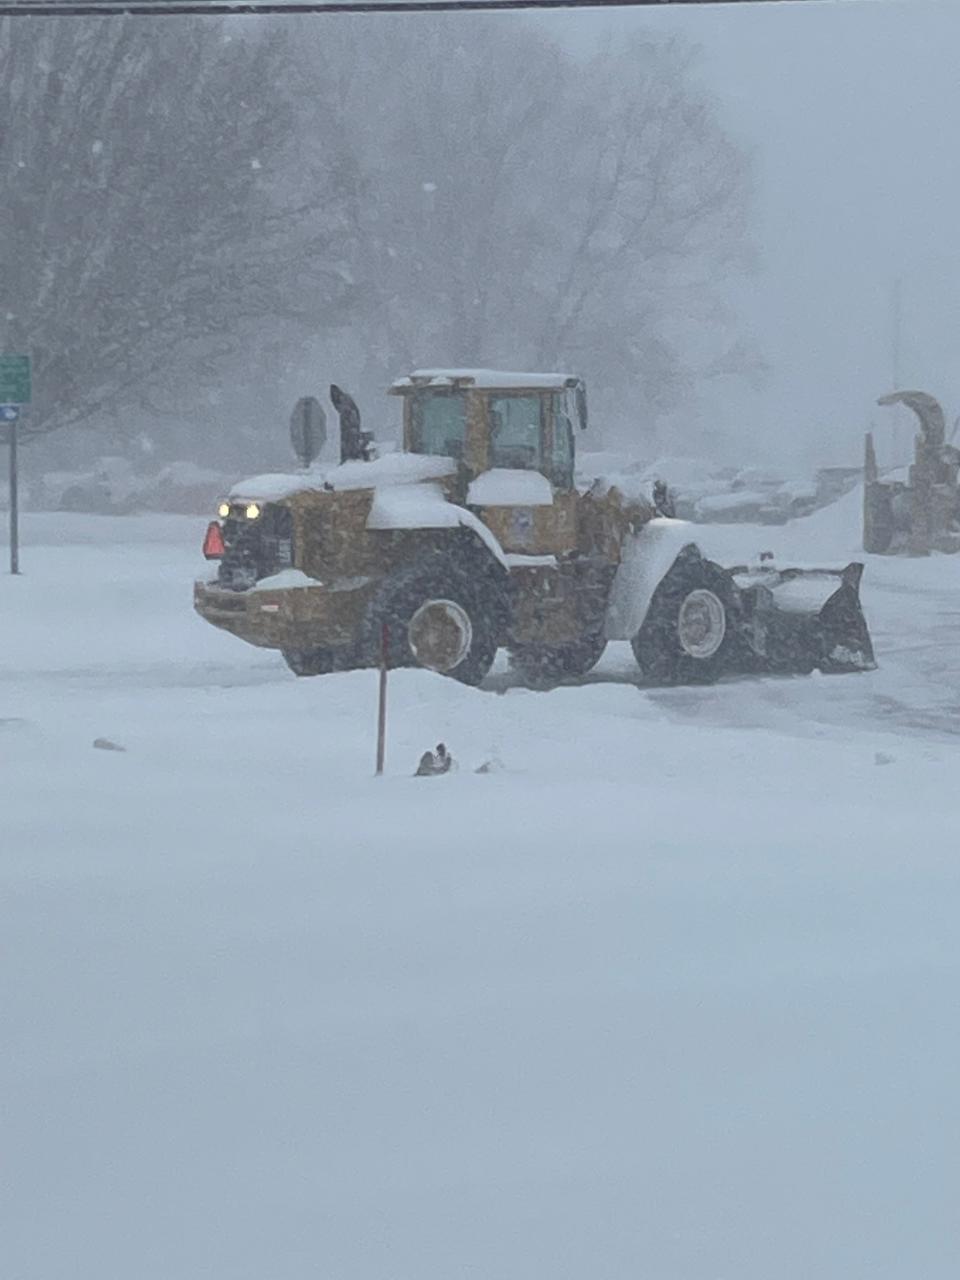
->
217, 502, 230, 519
245, 503, 261, 520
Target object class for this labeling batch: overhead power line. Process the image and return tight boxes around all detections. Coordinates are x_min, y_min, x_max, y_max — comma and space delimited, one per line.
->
0, 0, 847, 16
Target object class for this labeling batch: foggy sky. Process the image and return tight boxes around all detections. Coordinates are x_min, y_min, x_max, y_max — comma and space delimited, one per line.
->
544, 0, 960, 471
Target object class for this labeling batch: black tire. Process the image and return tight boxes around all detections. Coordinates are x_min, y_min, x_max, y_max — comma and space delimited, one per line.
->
282, 647, 337, 677
508, 633, 607, 689
632, 549, 739, 686
363, 551, 504, 686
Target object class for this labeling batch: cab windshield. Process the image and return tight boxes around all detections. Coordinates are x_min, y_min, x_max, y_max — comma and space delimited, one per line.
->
409, 390, 467, 460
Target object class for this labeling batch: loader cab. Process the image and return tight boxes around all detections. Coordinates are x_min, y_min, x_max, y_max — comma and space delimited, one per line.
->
391, 370, 586, 491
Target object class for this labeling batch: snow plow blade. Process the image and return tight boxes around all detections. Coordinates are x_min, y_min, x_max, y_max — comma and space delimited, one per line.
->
732, 561, 876, 675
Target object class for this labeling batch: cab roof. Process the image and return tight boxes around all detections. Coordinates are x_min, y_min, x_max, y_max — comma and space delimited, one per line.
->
390, 368, 581, 392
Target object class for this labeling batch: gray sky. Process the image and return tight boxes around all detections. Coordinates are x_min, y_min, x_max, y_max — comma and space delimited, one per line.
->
535, 0, 960, 471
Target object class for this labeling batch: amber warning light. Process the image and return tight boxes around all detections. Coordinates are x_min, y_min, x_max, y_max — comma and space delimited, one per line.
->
203, 521, 225, 560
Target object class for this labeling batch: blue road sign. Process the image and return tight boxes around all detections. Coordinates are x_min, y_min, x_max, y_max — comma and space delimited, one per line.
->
0, 405, 20, 423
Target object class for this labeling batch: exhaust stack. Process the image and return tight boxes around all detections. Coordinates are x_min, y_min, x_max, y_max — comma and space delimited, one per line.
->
330, 384, 365, 464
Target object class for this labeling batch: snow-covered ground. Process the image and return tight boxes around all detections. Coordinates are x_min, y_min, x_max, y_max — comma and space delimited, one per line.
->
3, 498, 959, 1279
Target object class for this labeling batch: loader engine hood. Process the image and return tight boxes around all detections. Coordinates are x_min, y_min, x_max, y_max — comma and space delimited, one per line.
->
227, 452, 458, 504
222, 451, 508, 578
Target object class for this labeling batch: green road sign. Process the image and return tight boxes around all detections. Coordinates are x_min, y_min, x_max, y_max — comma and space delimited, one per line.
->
0, 354, 31, 404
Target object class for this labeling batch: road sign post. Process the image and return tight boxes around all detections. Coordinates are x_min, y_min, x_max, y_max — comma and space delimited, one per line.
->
8, 414, 18, 575
1, 355, 32, 576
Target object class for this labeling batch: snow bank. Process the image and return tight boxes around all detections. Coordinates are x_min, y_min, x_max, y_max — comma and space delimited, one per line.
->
574, 450, 643, 485
696, 490, 769, 518
4, 512, 960, 1280
786, 482, 866, 559
638, 455, 726, 486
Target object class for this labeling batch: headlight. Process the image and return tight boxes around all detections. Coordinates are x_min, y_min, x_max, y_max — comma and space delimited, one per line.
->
217, 502, 230, 519
245, 503, 261, 520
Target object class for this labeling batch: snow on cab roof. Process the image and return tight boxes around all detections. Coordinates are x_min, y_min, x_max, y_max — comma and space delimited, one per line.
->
390, 368, 580, 391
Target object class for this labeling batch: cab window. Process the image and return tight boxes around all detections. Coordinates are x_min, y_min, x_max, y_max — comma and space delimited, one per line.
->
410, 390, 467, 459
489, 394, 544, 471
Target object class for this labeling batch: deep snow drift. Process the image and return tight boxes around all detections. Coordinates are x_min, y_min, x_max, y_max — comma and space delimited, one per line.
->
2, 501, 959, 1280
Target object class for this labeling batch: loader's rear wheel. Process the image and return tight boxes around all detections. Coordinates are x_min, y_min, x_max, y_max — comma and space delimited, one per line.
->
632, 553, 737, 686
282, 646, 337, 677
508, 634, 607, 689
364, 555, 503, 686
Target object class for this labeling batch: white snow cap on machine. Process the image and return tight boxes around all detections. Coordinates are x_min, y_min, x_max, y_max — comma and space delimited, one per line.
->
467, 469, 554, 507
228, 454, 456, 503
367, 483, 507, 567
391, 369, 579, 390
604, 518, 702, 641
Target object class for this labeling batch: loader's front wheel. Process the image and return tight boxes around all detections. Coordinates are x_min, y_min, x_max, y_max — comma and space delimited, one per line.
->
365, 555, 502, 686
508, 633, 607, 689
632, 553, 737, 686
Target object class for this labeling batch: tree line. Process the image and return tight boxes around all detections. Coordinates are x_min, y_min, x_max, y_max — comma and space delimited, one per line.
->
0, 13, 756, 464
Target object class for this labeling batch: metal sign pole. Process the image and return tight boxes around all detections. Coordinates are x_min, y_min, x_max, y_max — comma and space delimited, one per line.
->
9, 417, 18, 575
376, 623, 389, 775
0, 355, 32, 574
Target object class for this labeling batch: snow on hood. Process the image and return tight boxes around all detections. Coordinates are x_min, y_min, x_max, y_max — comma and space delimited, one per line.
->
391, 369, 578, 390
367, 483, 507, 567
467, 469, 554, 507
228, 453, 456, 502
227, 453, 506, 566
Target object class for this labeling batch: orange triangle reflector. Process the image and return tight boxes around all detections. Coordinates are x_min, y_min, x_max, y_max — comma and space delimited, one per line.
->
203, 521, 226, 560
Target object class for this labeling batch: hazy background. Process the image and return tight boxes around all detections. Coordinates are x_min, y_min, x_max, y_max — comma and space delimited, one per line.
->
557, 0, 960, 472
4, 0, 959, 484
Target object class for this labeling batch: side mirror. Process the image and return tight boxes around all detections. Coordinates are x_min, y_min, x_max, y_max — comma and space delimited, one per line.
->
575, 381, 588, 431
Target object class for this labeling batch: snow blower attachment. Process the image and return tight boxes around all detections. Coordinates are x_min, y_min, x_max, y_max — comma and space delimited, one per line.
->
195, 369, 876, 689
730, 560, 875, 675
865, 391, 960, 555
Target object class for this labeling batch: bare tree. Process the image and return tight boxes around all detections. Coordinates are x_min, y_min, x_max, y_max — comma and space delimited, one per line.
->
0, 16, 355, 439
2, 14, 755, 457
291, 19, 755, 445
